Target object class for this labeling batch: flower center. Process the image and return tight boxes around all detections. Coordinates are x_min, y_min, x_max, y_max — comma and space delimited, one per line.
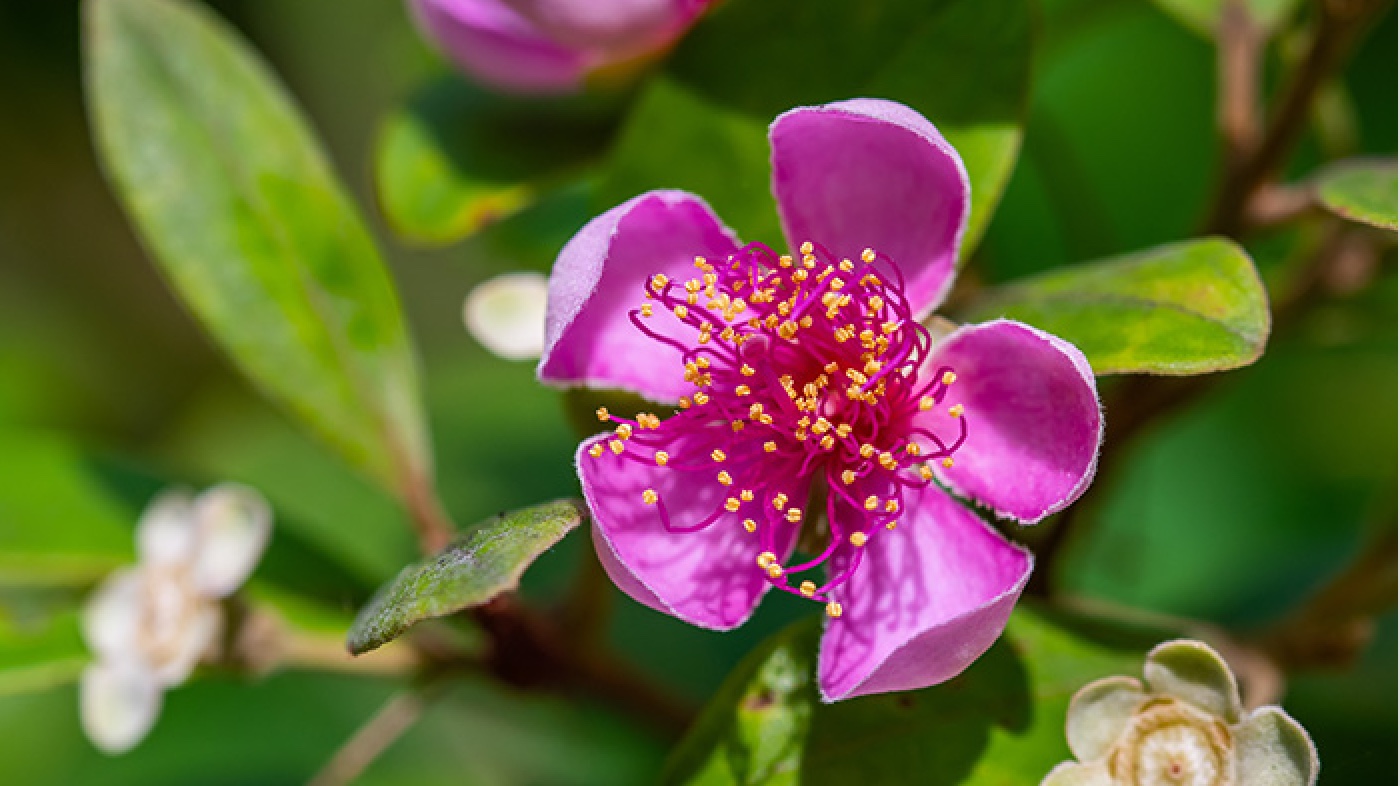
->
139, 565, 205, 669
584, 241, 968, 616
1109, 698, 1236, 786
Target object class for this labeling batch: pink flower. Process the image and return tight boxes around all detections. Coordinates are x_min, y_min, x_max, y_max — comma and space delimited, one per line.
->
409, 0, 709, 94
539, 99, 1103, 701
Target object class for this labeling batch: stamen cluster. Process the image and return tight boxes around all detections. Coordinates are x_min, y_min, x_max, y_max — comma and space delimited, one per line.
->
585, 241, 968, 616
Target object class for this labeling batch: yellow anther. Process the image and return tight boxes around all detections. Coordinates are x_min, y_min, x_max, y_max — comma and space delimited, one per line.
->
697, 357, 711, 369
906, 443, 921, 456
859, 444, 876, 459
868, 295, 884, 311
850, 532, 869, 547
725, 497, 742, 512
942, 371, 957, 385
860, 248, 876, 263
640, 303, 653, 317
799, 580, 817, 597
881, 321, 900, 335
864, 359, 882, 376
798, 315, 813, 329
694, 392, 710, 405
615, 424, 633, 439
886, 521, 897, 530
879, 452, 897, 470
802, 254, 817, 270
884, 499, 899, 513
718, 471, 733, 486
651, 274, 669, 291
841, 469, 857, 485
642, 489, 658, 505
588, 443, 604, 458
823, 361, 840, 374
942, 457, 955, 469
655, 451, 670, 466
812, 418, 831, 435
864, 495, 879, 511
609, 440, 625, 455
740, 489, 755, 502
731, 420, 746, 432
919, 396, 935, 411
777, 321, 798, 340
949, 404, 965, 418
772, 493, 789, 510
919, 464, 934, 480
684, 279, 701, 293
786, 507, 803, 523
757, 551, 776, 568
743, 518, 757, 533
596, 407, 610, 421
778, 254, 793, 268
826, 601, 843, 618
740, 364, 756, 376
839, 259, 855, 272
829, 277, 845, 291
763, 441, 778, 453
859, 329, 875, 343
736, 384, 751, 396
712, 449, 727, 462
820, 435, 835, 450
679, 396, 692, 409
766, 563, 785, 579
799, 241, 814, 255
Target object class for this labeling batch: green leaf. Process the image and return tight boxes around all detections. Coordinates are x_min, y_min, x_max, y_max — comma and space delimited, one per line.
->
962, 238, 1270, 375
0, 432, 132, 586
597, 77, 780, 247
604, 0, 1032, 259
663, 607, 1148, 786
1150, 0, 1302, 37
0, 610, 88, 698
1315, 158, 1398, 231
375, 76, 621, 246
348, 500, 585, 655
84, 0, 431, 496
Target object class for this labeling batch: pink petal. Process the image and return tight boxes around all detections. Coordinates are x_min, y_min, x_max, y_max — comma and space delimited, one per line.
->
539, 191, 742, 402
817, 484, 1032, 701
504, 0, 703, 52
576, 427, 806, 631
769, 99, 969, 317
927, 320, 1103, 523
409, 0, 591, 94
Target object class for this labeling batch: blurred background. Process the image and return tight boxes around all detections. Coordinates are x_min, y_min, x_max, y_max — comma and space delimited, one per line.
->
0, 0, 1394, 783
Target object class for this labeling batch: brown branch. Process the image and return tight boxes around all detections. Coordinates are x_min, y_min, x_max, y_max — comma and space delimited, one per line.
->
1205, 0, 1386, 237
471, 597, 694, 738
1218, 0, 1266, 161
1255, 524, 1398, 671
308, 688, 433, 786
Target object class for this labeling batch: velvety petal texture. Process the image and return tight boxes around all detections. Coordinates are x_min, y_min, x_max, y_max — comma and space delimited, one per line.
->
817, 484, 1032, 701
1144, 639, 1242, 723
506, 0, 698, 51
81, 662, 162, 756
135, 490, 196, 568
928, 319, 1102, 523
770, 99, 969, 317
463, 272, 550, 361
578, 430, 806, 630
410, 0, 591, 93
539, 190, 741, 402
1234, 706, 1320, 786
1040, 761, 1114, 786
190, 484, 273, 599
1065, 676, 1146, 761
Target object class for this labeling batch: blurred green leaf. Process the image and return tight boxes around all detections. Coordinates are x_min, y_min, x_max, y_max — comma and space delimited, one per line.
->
663, 608, 1146, 786
0, 610, 88, 699
1150, 0, 1302, 37
964, 237, 1270, 375
85, 0, 431, 497
1315, 158, 1398, 230
375, 77, 620, 246
605, 0, 1031, 258
348, 500, 584, 654
0, 432, 131, 586
597, 78, 779, 247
